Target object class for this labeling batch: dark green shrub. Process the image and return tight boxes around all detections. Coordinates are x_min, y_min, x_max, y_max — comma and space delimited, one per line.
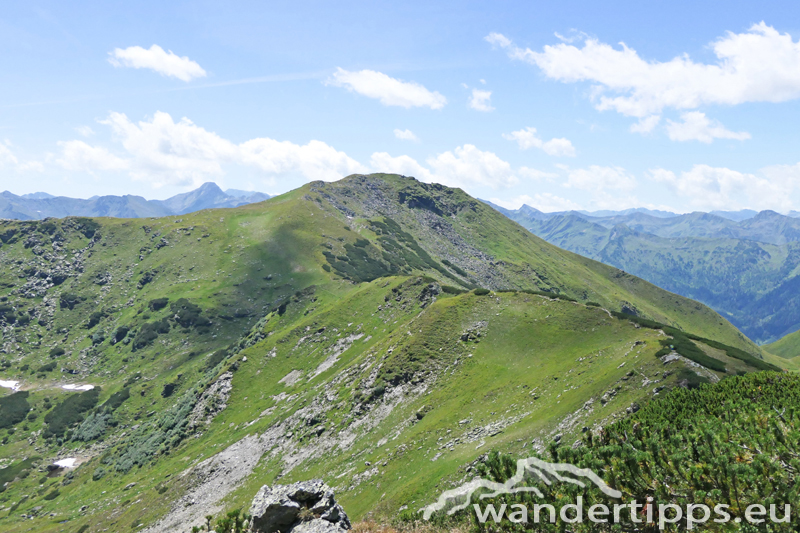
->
0, 392, 30, 429
148, 298, 169, 311
43, 388, 100, 438
473, 288, 490, 296
0, 304, 16, 323
132, 319, 170, 350
113, 326, 130, 343
59, 293, 83, 310
100, 388, 130, 411
441, 285, 466, 295
138, 269, 157, 288
49, 347, 65, 358
37, 361, 57, 373
676, 368, 710, 389
38, 220, 58, 235
0, 456, 39, 486
658, 337, 726, 372
73, 217, 100, 238
85, 311, 104, 329
161, 383, 178, 398
170, 299, 211, 329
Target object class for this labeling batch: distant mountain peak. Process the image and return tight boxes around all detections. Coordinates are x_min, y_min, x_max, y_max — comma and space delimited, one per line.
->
20, 192, 55, 200
0, 182, 271, 220
196, 182, 224, 193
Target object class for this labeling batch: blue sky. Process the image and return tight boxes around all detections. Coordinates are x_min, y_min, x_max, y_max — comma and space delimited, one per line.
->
3, 1, 800, 213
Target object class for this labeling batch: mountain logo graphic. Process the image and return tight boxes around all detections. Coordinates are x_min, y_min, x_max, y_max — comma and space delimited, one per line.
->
422, 456, 622, 519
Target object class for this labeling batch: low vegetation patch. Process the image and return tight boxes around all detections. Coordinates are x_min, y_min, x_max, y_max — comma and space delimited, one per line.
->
461, 372, 800, 532
132, 318, 171, 350
171, 298, 211, 330
609, 310, 780, 373
43, 388, 100, 438
0, 392, 30, 430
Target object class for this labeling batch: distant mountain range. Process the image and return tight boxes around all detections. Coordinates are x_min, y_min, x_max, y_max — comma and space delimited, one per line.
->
0, 182, 270, 220
487, 202, 800, 345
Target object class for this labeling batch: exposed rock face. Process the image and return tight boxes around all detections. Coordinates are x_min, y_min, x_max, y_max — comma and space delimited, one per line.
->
249, 479, 350, 533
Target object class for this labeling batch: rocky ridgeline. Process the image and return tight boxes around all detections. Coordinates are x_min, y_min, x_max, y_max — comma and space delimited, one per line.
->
249, 480, 350, 533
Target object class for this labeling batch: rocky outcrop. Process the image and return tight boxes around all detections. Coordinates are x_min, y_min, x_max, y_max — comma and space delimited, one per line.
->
249, 480, 350, 533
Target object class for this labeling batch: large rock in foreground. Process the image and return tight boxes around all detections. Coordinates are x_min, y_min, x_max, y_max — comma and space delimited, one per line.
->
249, 479, 351, 533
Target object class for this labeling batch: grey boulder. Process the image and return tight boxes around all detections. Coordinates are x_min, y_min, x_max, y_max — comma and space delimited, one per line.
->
249, 479, 350, 533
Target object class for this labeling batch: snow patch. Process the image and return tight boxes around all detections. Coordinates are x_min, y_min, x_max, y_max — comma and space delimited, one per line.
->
62, 384, 95, 391
54, 458, 77, 468
0, 380, 20, 391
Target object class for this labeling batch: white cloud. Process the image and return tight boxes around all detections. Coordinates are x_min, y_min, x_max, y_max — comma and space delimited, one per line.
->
566, 165, 636, 191
489, 193, 581, 212
518, 167, 559, 180
488, 23, 800, 117
18, 161, 44, 172
540, 138, 576, 157
665, 112, 750, 143
630, 115, 661, 134
101, 112, 234, 184
428, 145, 517, 189
0, 142, 19, 166
0, 141, 44, 172
650, 164, 793, 211
108, 45, 206, 82
56, 140, 129, 171
326, 68, 446, 109
75, 126, 95, 137
239, 138, 366, 183
502, 127, 576, 157
370, 152, 433, 182
55, 111, 366, 187
371, 145, 519, 189
485, 32, 512, 49
469, 89, 494, 112
393, 128, 418, 141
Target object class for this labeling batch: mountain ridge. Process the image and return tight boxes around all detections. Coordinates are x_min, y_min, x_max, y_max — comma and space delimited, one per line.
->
0, 173, 773, 532
0, 182, 270, 220
493, 204, 800, 344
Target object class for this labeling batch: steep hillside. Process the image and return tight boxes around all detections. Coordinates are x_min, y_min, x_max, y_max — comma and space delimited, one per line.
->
466, 372, 800, 531
765, 329, 800, 359
0, 174, 768, 532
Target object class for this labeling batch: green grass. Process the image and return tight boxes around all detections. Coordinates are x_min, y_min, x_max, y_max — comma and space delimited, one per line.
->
470, 372, 800, 531
765, 328, 800, 359
0, 174, 770, 532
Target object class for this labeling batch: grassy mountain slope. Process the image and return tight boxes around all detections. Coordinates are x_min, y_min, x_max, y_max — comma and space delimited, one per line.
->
0, 174, 768, 532
765, 328, 800, 359
468, 372, 800, 531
